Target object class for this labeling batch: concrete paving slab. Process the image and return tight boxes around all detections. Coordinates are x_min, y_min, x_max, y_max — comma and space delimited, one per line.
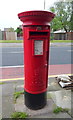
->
2, 96, 15, 118
1, 80, 24, 118
48, 77, 62, 91
49, 90, 71, 109
1, 77, 72, 119
31, 112, 71, 118
15, 94, 71, 118
2, 82, 16, 118
0, 84, 2, 119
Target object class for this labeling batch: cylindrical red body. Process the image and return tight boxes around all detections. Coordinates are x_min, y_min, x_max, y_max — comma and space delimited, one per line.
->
18, 10, 55, 110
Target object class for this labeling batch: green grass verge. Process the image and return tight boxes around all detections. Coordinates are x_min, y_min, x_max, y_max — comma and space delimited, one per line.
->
11, 112, 28, 118
0, 40, 23, 43
51, 40, 73, 43
0, 40, 73, 43
0, 82, 5, 85
53, 107, 69, 114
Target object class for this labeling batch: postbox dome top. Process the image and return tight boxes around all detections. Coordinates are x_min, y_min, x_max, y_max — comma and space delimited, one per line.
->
18, 10, 55, 26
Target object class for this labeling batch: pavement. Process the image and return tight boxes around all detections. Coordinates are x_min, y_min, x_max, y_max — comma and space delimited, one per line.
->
1, 76, 73, 119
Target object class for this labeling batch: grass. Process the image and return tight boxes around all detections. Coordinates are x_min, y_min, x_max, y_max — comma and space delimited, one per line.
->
51, 40, 73, 43
0, 82, 5, 85
13, 90, 24, 103
53, 106, 69, 114
47, 93, 52, 99
0, 40, 73, 43
11, 112, 28, 118
0, 40, 23, 43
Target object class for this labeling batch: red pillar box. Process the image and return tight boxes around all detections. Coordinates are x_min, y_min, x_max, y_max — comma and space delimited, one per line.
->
18, 11, 55, 110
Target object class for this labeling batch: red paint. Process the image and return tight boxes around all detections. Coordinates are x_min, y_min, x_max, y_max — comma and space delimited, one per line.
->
23, 26, 50, 94
18, 11, 55, 94
18, 10, 55, 26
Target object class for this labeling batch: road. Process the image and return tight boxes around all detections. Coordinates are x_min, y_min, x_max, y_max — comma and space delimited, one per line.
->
1, 45, 72, 66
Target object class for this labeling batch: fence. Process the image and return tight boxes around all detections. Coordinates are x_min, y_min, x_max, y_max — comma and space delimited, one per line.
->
0, 30, 2, 40
51, 32, 73, 40
67, 32, 73, 40
0, 31, 17, 40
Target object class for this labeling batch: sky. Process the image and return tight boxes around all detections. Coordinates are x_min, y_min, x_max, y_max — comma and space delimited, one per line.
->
0, 0, 59, 30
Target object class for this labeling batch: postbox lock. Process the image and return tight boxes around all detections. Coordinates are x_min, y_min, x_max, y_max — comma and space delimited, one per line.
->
45, 26, 49, 30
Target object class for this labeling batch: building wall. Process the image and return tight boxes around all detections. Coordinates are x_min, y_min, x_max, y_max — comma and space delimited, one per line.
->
0, 30, 2, 40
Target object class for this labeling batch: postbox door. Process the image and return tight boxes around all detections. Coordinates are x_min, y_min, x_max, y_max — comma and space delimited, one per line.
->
31, 38, 49, 93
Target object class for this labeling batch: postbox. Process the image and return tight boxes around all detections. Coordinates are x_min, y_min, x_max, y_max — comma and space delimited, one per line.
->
18, 10, 55, 110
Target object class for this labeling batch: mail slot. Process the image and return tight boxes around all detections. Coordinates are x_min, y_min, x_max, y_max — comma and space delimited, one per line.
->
18, 10, 55, 110
29, 31, 48, 36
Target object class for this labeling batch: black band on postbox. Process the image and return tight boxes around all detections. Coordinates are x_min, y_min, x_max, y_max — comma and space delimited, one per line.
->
24, 90, 47, 110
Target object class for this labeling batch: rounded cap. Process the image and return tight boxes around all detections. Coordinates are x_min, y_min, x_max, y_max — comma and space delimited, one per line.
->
18, 10, 55, 25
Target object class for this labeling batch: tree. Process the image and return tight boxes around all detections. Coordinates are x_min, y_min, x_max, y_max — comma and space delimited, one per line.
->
49, 1, 72, 32
70, 1, 73, 31
15, 27, 22, 35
